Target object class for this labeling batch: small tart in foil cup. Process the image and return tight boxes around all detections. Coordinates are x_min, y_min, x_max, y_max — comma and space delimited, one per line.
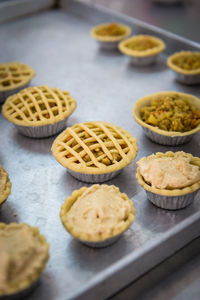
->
136, 151, 200, 210
0, 82, 30, 104
60, 185, 135, 248
0, 165, 11, 208
90, 23, 131, 50
167, 51, 200, 85
133, 91, 200, 146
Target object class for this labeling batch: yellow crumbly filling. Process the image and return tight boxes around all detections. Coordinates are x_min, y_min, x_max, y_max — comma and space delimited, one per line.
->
96, 23, 126, 36
172, 54, 200, 70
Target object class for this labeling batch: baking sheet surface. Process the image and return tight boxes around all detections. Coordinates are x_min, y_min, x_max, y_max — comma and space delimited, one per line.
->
0, 5, 200, 300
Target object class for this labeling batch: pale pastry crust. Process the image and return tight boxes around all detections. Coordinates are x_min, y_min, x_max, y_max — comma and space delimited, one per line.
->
136, 151, 200, 197
118, 35, 166, 57
133, 91, 200, 137
51, 121, 138, 174
167, 51, 200, 75
0, 223, 49, 296
2, 85, 76, 127
0, 62, 35, 91
60, 184, 135, 242
0, 165, 11, 206
90, 23, 131, 42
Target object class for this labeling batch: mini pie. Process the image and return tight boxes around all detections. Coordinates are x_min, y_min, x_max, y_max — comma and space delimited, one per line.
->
133, 91, 200, 145
0, 222, 49, 297
60, 184, 135, 247
2, 85, 76, 138
51, 121, 138, 182
136, 151, 200, 209
0, 62, 35, 102
167, 51, 200, 85
91, 23, 131, 42
0, 164, 11, 206
118, 35, 166, 64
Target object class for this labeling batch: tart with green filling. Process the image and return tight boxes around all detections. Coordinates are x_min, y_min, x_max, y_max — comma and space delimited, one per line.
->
60, 184, 135, 247
0, 164, 11, 206
0, 222, 49, 297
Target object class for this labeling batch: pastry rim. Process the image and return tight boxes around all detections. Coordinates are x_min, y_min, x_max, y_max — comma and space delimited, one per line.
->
2, 85, 77, 127
0, 165, 11, 206
136, 151, 200, 196
0, 222, 49, 296
118, 35, 166, 57
167, 51, 200, 75
60, 185, 135, 242
0, 61, 35, 92
133, 91, 200, 137
90, 23, 131, 42
51, 121, 138, 174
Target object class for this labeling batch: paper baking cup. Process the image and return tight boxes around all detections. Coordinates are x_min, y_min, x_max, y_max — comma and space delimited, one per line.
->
172, 71, 200, 85
67, 169, 122, 183
0, 279, 39, 300
0, 82, 30, 104
130, 55, 159, 66
14, 118, 69, 138
145, 189, 199, 210
78, 234, 122, 248
142, 127, 194, 146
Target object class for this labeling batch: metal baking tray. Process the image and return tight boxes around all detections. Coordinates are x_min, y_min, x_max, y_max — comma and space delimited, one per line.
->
0, 0, 200, 299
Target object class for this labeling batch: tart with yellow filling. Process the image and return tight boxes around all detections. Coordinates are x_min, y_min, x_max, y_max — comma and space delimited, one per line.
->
0, 62, 35, 103
136, 151, 200, 210
2, 85, 76, 138
51, 121, 138, 182
0, 222, 49, 297
0, 164, 11, 207
60, 184, 135, 247
90, 23, 131, 49
133, 91, 200, 145
118, 35, 166, 65
167, 51, 200, 85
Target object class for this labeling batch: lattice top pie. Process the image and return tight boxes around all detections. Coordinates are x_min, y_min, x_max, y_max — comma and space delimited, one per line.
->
2, 85, 76, 126
0, 62, 35, 91
51, 121, 138, 174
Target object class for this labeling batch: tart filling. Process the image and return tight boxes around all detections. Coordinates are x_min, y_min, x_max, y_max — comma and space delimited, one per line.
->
2, 85, 76, 127
0, 62, 35, 91
60, 184, 135, 242
167, 51, 200, 75
136, 151, 200, 196
90, 23, 131, 42
51, 121, 138, 174
118, 35, 166, 57
0, 223, 49, 296
0, 165, 11, 206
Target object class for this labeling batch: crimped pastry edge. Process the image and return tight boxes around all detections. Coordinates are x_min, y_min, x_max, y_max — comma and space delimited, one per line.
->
0, 166, 11, 206
90, 23, 131, 42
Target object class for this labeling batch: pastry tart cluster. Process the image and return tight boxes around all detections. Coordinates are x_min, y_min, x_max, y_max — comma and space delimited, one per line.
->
0, 62, 35, 102
136, 151, 200, 210
52, 121, 138, 182
0, 164, 11, 207
167, 51, 200, 85
0, 222, 49, 297
60, 184, 135, 247
2, 85, 76, 138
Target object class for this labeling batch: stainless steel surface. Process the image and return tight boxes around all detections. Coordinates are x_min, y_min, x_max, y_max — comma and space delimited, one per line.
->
0, 1, 200, 299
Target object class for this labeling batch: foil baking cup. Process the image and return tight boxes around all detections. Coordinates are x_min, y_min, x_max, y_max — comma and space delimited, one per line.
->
97, 40, 120, 50
130, 55, 159, 66
67, 169, 122, 183
172, 71, 200, 85
14, 117, 69, 138
142, 127, 194, 146
146, 189, 199, 210
78, 234, 122, 248
0, 279, 39, 300
0, 82, 30, 104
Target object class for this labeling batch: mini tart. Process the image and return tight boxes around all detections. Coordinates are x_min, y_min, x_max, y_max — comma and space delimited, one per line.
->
118, 35, 165, 65
136, 151, 200, 210
0, 62, 35, 103
0, 222, 49, 297
133, 91, 200, 146
2, 85, 76, 138
167, 51, 200, 85
60, 184, 135, 247
0, 164, 11, 207
51, 121, 138, 182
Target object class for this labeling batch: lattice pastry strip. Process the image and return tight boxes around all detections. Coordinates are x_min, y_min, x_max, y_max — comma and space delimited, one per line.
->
2, 85, 76, 126
0, 61, 35, 91
52, 121, 138, 174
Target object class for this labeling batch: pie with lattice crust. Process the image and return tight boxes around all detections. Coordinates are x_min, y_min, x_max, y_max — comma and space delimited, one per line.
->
0, 62, 35, 92
51, 121, 138, 174
2, 85, 76, 127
